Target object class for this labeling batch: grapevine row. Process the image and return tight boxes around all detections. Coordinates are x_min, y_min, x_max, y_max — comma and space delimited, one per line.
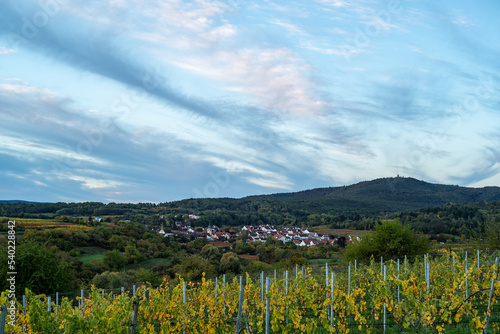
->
2, 251, 500, 333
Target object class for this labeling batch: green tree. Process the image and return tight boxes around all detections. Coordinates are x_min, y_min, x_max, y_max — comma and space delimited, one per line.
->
108, 235, 127, 251
306, 246, 322, 259
133, 268, 162, 285
0, 240, 71, 296
243, 261, 273, 273
124, 243, 143, 264
284, 252, 307, 267
337, 236, 346, 248
485, 219, 500, 249
72, 230, 90, 246
103, 249, 126, 270
219, 252, 242, 275
234, 240, 253, 255
201, 244, 221, 263
174, 255, 217, 281
92, 271, 134, 290
343, 219, 429, 262
265, 235, 283, 246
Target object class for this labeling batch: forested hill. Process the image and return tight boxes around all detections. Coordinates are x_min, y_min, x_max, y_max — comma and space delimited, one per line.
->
252, 177, 500, 202
2, 177, 500, 221
171, 177, 500, 216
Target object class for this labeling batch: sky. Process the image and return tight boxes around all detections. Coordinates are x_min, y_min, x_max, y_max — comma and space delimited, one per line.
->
0, 0, 499, 203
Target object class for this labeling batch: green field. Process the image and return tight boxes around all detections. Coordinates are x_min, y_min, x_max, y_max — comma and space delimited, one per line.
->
76, 246, 108, 264
124, 257, 170, 270
78, 253, 106, 264
75, 246, 170, 269
77, 246, 108, 255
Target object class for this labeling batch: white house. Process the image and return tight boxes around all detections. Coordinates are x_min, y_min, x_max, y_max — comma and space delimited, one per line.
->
158, 223, 166, 236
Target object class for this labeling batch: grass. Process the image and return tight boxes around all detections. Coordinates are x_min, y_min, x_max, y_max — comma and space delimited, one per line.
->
77, 246, 108, 264
78, 246, 108, 255
124, 258, 170, 270
78, 253, 106, 264
75, 246, 170, 270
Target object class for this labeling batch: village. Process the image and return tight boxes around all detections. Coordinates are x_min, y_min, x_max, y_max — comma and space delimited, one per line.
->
157, 215, 359, 247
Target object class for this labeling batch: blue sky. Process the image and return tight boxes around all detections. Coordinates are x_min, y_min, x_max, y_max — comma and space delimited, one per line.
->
0, 0, 499, 203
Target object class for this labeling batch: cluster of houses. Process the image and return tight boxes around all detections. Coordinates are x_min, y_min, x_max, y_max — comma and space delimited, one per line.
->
157, 220, 360, 247
157, 221, 232, 241
238, 225, 338, 247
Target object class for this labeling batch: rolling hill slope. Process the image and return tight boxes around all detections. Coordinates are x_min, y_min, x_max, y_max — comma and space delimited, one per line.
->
235, 176, 500, 215
164, 177, 500, 217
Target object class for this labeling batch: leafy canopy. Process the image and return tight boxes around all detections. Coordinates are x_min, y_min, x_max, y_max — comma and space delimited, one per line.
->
343, 219, 429, 262
0, 240, 72, 296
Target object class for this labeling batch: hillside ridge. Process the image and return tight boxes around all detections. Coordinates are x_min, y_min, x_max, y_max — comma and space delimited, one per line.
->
235, 176, 500, 214
3, 177, 500, 216
248, 176, 499, 199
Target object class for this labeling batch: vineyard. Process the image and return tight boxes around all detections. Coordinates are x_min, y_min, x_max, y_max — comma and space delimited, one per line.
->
2, 250, 500, 333
2, 218, 92, 231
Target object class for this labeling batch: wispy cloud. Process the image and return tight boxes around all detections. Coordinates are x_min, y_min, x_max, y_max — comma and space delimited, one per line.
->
316, 0, 351, 8
326, 27, 348, 35
55, 173, 126, 190
0, 1, 225, 119
172, 47, 329, 115
1, 0, 500, 202
0, 47, 15, 55
271, 19, 309, 36
452, 15, 474, 27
